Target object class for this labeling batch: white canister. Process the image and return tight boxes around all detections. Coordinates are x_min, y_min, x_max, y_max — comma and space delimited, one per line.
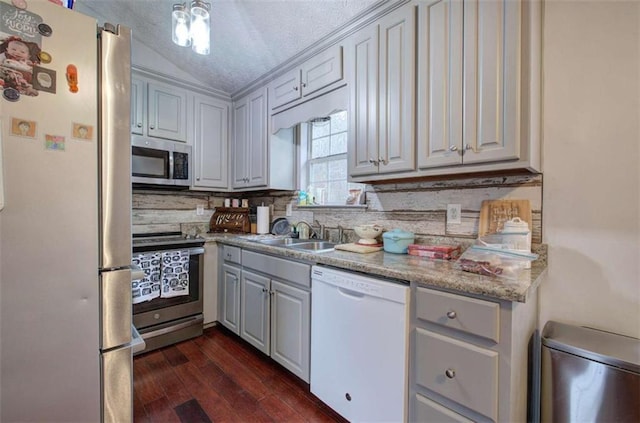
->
501, 217, 532, 252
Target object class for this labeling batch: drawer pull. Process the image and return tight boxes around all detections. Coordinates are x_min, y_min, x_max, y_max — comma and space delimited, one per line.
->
445, 368, 456, 379
446, 310, 457, 319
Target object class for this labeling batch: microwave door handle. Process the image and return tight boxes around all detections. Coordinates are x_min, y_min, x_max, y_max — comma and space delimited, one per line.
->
168, 152, 174, 180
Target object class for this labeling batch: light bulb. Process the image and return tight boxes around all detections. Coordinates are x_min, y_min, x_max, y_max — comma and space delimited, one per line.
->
172, 4, 191, 47
190, 1, 210, 55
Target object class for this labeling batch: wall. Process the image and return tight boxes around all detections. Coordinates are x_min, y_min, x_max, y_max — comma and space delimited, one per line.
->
135, 173, 543, 249
540, 0, 640, 338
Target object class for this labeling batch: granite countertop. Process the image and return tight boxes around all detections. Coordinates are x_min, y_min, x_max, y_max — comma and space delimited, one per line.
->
201, 233, 547, 303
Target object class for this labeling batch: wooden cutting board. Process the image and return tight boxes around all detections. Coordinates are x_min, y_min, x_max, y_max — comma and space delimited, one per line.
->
478, 200, 532, 236
334, 243, 383, 254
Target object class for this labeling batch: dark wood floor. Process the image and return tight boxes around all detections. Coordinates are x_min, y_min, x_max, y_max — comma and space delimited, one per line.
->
133, 325, 347, 422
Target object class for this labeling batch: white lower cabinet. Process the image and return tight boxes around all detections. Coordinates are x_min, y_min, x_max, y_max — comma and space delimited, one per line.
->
219, 246, 242, 335
220, 247, 311, 382
410, 285, 539, 422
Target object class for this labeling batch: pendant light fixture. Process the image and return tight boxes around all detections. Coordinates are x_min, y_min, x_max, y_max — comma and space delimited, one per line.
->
172, 1, 211, 55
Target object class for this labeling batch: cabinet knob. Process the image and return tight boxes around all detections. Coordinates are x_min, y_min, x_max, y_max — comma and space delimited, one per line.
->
302, 82, 307, 88
293, 86, 299, 91
465, 144, 473, 150
449, 145, 458, 152
149, 125, 155, 130
445, 368, 456, 379
262, 287, 268, 293
368, 158, 378, 165
446, 310, 457, 319
378, 157, 387, 165
269, 290, 275, 296
196, 177, 200, 181
136, 123, 142, 128
345, 393, 352, 401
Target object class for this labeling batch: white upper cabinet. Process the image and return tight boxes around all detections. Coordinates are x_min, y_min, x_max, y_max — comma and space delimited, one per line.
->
192, 94, 230, 190
270, 69, 302, 110
348, 4, 416, 178
147, 81, 188, 142
233, 87, 268, 189
415, 0, 542, 174
131, 74, 189, 143
269, 45, 344, 111
416, 0, 464, 168
462, 0, 520, 164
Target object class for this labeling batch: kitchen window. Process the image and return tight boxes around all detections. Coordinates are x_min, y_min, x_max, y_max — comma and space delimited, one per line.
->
300, 111, 364, 205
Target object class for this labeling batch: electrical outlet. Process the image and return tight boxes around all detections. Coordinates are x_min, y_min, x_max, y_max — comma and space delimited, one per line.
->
196, 205, 204, 216
447, 204, 462, 224
286, 203, 292, 217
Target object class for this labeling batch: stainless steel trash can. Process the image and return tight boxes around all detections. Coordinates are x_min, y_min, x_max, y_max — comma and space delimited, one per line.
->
541, 321, 640, 422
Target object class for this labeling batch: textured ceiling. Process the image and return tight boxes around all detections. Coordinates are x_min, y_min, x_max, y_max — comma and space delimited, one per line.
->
75, 0, 380, 95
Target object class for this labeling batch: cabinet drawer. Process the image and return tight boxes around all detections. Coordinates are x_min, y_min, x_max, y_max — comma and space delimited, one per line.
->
415, 328, 498, 421
416, 287, 500, 342
242, 250, 310, 288
222, 246, 241, 264
414, 394, 473, 423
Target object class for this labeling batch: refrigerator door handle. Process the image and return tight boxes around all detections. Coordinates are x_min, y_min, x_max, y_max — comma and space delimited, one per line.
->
131, 265, 145, 282
99, 24, 133, 270
101, 268, 132, 350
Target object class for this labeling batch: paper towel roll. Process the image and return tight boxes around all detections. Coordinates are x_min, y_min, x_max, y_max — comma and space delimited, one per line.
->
257, 206, 270, 234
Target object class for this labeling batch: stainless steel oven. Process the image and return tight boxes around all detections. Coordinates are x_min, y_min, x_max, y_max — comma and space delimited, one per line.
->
132, 232, 204, 354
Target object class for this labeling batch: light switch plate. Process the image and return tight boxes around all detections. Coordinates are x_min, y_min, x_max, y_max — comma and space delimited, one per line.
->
447, 204, 462, 224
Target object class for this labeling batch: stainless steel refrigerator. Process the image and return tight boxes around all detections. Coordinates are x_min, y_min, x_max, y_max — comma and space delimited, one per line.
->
0, 0, 139, 421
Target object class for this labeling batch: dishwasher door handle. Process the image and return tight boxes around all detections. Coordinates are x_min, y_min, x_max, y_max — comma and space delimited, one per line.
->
338, 287, 366, 299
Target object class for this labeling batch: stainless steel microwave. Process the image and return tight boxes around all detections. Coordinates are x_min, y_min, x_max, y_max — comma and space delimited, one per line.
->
131, 138, 191, 187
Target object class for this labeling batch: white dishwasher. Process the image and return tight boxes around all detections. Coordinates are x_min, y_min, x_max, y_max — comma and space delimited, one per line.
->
310, 265, 409, 422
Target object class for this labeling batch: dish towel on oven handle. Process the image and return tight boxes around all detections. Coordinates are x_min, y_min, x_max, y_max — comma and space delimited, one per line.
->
160, 250, 190, 298
131, 252, 161, 304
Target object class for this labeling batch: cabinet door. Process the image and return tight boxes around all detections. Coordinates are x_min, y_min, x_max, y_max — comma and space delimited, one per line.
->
463, 0, 520, 164
240, 270, 270, 354
246, 87, 268, 187
417, 0, 464, 168
232, 97, 248, 188
270, 280, 310, 382
220, 264, 241, 335
347, 23, 380, 177
378, 5, 416, 174
131, 76, 145, 135
301, 45, 343, 97
147, 82, 188, 142
203, 243, 218, 325
269, 68, 301, 110
193, 95, 229, 189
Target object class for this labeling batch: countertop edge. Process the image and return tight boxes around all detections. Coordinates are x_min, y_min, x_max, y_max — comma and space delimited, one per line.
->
203, 234, 546, 303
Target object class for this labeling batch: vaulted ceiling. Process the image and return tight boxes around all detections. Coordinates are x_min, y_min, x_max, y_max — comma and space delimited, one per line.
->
75, 0, 382, 95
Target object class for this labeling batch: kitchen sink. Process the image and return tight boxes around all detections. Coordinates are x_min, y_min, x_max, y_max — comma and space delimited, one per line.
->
288, 241, 336, 253
254, 238, 336, 253
256, 238, 310, 246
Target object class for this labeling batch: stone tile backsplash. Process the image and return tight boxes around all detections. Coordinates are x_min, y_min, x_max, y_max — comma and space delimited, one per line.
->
133, 172, 543, 245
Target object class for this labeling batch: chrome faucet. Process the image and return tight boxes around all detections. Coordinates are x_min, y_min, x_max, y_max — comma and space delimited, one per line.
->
296, 220, 315, 240
313, 220, 325, 240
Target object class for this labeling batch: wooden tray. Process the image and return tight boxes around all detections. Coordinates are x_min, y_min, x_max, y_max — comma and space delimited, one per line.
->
478, 200, 532, 236
209, 207, 251, 233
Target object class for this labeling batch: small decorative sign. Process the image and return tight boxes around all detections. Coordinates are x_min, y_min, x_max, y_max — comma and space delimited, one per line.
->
31, 65, 55, 92
71, 122, 92, 140
10, 116, 36, 138
45, 134, 65, 151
